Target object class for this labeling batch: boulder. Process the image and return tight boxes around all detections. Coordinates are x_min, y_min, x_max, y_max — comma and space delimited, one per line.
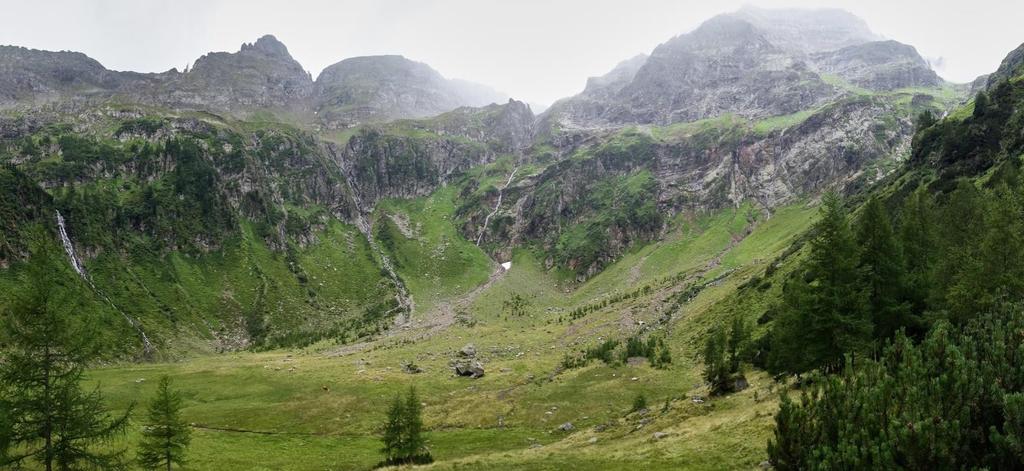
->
653, 431, 669, 440
558, 422, 574, 432
458, 344, 477, 358
453, 359, 485, 378
401, 361, 423, 374
734, 376, 749, 391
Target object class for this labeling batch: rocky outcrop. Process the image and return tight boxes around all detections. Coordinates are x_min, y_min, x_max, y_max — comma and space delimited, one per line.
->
811, 40, 941, 91
987, 42, 1024, 88
547, 14, 839, 129
148, 35, 314, 113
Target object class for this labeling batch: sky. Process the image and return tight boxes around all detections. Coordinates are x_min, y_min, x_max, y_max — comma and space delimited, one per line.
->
1, 0, 1021, 107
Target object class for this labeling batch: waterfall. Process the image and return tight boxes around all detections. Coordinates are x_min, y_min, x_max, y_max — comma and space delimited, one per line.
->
56, 210, 86, 276
55, 211, 154, 356
476, 166, 518, 246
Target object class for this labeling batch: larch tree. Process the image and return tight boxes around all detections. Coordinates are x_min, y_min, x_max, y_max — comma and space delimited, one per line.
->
137, 376, 191, 470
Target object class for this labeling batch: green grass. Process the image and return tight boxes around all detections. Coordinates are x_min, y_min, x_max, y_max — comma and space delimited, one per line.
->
373, 185, 494, 314
752, 109, 817, 135
67, 199, 820, 470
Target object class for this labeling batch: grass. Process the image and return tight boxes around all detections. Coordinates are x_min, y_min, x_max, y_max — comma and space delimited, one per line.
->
73, 199, 816, 470
373, 185, 494, 314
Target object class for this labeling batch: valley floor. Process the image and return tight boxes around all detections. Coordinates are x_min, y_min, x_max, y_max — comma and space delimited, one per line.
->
85, 202, 817, 470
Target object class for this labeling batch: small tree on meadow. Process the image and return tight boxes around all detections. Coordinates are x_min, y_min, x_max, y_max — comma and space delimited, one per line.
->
380, 386, 431, 466
137, 376, 191, 470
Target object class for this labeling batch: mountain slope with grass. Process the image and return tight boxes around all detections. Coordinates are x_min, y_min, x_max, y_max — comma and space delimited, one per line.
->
3, 7, 1015, 471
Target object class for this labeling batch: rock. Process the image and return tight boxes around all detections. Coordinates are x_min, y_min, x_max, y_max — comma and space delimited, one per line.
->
760, 460, 773, 469
653, 431, 669, 440
587, 437, 598, 444
458, 344, 477, 358
692, 396, 705, 404
734, 376, 750, 391
626, 356, 648, 367
558, 422, 574, 432
401, 361, 423, 374
452, 359, 485, 378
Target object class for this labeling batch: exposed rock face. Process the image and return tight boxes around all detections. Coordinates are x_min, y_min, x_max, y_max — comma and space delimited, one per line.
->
473, 96, 918, 277
548, 14, 838, 128
314, 55, 507, 129
0, 46, 163, 106
151, 35, 314, 112
987, 42, 1024, 87
543, 8, 943, 131
811, 40, 941, 91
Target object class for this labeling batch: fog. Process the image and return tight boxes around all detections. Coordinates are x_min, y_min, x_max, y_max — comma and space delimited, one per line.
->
1, 0, 1020, 106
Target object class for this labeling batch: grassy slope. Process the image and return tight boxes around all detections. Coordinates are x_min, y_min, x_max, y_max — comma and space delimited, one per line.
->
83, 199, 817, 470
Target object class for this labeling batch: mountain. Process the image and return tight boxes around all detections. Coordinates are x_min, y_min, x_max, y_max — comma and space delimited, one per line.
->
545, 8, 942, 129
2, 7, 1019, 471
0, 8, 964, 348
149, 34, 314, 113
313, 55, 508, 129
0, 35, 503, 126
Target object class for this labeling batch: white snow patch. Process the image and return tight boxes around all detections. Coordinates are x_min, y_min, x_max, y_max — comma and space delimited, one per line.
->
500, 261, 512, 271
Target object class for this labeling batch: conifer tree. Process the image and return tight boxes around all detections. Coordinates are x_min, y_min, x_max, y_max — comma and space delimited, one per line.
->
380, 394, 406, 464
380, 386, 430, 465
898, 188, 937, 320
137, 376, 191, 471
856, 197, 911, 339
702, 326, 731, 394
727, 315, 749, 373
400, 387, 425, 461
770, 192, 870, 374
0, 245, 131, 471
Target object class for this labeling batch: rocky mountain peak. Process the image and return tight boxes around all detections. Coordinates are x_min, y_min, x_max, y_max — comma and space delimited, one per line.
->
731, 6, 880, 54
313, 55, 507, 128
245, 34, 292, 58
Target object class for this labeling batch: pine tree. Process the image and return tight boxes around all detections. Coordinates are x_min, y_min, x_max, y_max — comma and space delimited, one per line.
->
380, 386, 430, 465
380, 394, 406, 464
898, 188, 937, 321
702, 326, 731, 394
856, 197, 912, 340
727, 315, 749, 373
770, 192, 871, 375
400, 387, 425, 461
768, 306, 1024, 469
137, 376, 191, 471
806, 192, 871, 370
0, 245, 131, 470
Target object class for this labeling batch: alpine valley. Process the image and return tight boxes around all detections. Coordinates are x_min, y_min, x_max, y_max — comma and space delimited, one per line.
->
2, 5, 1024, 470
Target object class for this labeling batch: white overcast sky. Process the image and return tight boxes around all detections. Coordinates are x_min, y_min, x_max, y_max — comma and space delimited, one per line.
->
1, 0, 1021, 106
